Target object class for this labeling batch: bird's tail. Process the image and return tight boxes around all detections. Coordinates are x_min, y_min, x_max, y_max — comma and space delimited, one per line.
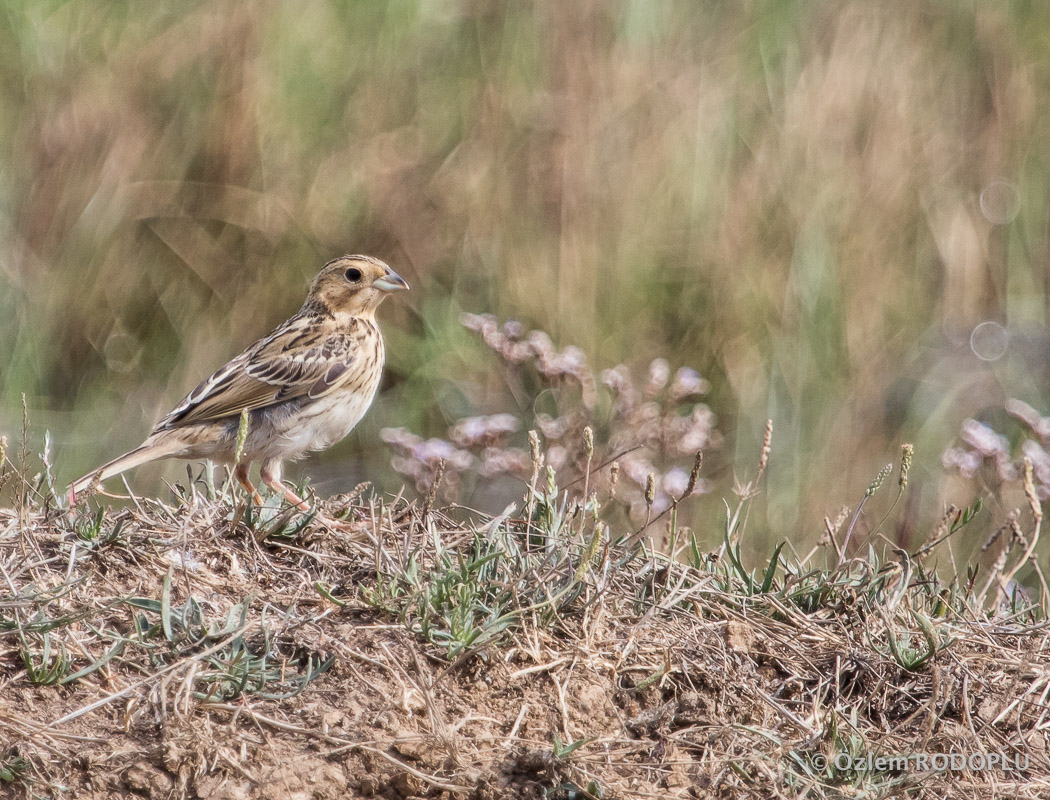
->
69, 438, 179, 501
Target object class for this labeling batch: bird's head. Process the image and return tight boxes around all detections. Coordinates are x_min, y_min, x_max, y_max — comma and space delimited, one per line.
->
306, 255, 409, 318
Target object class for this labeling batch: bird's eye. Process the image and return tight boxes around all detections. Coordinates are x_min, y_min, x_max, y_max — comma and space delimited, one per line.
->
344, 267, 362, 282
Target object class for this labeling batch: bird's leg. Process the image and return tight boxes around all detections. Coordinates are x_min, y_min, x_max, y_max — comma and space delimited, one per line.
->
235, 463, 264, 505
259, 461, 311, 512
260, 459, 359, 531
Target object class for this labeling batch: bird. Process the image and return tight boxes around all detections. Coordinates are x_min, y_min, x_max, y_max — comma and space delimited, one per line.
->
68, 254, 409, 517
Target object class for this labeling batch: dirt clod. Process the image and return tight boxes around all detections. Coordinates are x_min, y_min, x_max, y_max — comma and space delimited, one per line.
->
258, 758, 346, 800
124, 761, 174, 798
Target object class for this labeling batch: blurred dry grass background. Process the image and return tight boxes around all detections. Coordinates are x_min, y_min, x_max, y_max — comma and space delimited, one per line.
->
3, 0, 1050, 555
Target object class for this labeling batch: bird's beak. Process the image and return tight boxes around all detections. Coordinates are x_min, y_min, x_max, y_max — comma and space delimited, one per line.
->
374, 268, 409, 293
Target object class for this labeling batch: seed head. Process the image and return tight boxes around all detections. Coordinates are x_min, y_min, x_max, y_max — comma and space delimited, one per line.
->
684, 450, 703, 497
758, 419, 773, 478
1024, 456, 1043, 522
529, 430, 542, 467
899, 443, 913, 489
234, 408, 250, 465
866, 463, 893, 497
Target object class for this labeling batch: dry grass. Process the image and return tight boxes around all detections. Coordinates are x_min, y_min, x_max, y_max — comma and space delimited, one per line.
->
2, 429, 1049, 799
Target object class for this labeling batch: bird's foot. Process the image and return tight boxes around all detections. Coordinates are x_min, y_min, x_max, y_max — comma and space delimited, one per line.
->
315, 513, 365, 533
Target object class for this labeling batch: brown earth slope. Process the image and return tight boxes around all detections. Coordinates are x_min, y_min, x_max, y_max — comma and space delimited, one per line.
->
1, 489, 1049, 799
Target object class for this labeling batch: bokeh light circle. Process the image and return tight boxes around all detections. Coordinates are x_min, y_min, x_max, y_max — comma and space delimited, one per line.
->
980, 179, 1020, 225
970, 321, 1009, 361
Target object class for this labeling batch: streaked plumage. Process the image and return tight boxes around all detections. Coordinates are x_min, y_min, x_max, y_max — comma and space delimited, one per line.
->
69, 255, 408, 511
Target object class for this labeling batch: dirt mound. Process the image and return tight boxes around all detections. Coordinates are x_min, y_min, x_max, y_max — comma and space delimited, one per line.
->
2, 480, 1048, 799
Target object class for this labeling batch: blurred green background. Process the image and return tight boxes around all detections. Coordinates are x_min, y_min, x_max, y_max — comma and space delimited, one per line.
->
3, 0, 1050, 552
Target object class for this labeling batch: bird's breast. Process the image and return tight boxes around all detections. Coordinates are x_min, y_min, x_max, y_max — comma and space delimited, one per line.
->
299, 381, 379, 449
272, 333, 385, 459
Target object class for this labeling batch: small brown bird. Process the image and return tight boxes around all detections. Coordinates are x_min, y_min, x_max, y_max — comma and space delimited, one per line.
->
69, 255, 408, 512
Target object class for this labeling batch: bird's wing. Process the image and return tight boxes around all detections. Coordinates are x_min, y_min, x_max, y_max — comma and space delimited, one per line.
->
155, 316, 359, 430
